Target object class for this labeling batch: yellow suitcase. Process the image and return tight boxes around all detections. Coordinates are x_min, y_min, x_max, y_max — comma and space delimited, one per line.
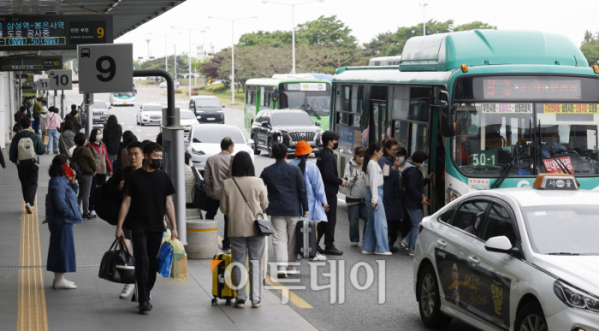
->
211, 253, 236, 305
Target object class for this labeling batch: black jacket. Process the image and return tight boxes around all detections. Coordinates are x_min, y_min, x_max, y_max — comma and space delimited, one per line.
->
317, 148, 342, 196
378, 156, 404, 220
402, 163, 430, 210
260, 160, 308, 217
103, 124, 122, 155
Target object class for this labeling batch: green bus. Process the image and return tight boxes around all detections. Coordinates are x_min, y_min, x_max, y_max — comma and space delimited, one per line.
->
244, 74, 332, 131
331, 30, 599, 213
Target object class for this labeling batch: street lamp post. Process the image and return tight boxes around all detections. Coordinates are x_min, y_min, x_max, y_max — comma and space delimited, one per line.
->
172, 26, 209, 99
419, 3, 428, 36
150, 32, 181, 78
262, 0, 324, 74
208, 16, 256, 105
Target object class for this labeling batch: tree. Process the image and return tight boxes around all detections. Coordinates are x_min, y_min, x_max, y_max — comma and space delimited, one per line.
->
581, 40, 599, 66
295, 15, 358, 48
582, 30, 596, 46
452, 21, 497, 32
297, 43, 366, 74
238, 30, 292, 47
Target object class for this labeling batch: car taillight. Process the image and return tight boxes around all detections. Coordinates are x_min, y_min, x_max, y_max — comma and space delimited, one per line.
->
418, 224, 424, 235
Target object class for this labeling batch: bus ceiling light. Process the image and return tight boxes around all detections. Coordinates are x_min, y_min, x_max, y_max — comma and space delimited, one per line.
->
592, 65, 599, 74
460, 64, 468, 73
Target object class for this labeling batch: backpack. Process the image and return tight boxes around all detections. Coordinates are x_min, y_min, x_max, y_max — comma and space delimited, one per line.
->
191, 166, 210, 211
94, 177, 122, 225
17, 132, 37, 166
69, 148, 85, 180
394, 166, 413, 199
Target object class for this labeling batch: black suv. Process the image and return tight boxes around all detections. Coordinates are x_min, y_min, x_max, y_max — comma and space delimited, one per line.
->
251, 109, 324, 157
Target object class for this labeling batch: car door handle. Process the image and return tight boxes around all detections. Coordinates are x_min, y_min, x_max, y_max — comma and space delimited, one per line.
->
437, 240, 448, 247
468, 256, 480, 264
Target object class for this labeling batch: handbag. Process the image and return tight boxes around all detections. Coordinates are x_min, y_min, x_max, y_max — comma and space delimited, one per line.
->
98, 237, 136, 284
231, 178, 274, 236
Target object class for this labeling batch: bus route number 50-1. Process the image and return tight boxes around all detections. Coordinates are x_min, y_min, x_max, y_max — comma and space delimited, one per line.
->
77, 43, 133, 94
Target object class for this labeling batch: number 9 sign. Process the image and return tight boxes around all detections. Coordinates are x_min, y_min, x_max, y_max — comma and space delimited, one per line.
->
77, 44, 132, 94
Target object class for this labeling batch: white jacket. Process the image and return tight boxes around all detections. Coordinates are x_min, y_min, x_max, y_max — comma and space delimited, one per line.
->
342, 159, 368, 201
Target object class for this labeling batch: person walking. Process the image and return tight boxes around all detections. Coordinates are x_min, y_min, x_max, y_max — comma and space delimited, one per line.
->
116, 142, 178, 313
378, 138, 404, 252
289, 141, 328, 261
45, 107, 63, 155
103, 115, 122, 165
14, 106, 27, 132
59, 120, 77, 157
401, 150, 434, 255
32, 99, 42, 134
39, 104, 48, 137
73, 133, 97, 219
220, 151, 268, 308
86, 128, 113, 218
9, 117, 45, 213
362, 142, 391, 256
46, 155, 83, 289
260, 143, 309, 278
117, 131, 138, 169
69, 105, 83, 133
204, 137, 235, 252
343, 146, 368, 246
316, 131, 347, 256
395, 146, 414, 247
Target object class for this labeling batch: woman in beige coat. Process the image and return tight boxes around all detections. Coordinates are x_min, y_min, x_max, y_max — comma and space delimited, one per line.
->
220, 151, 268, 309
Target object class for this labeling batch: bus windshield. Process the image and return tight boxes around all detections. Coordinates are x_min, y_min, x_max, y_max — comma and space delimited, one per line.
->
114, 92, 134, 98
281, 91, 330, 117
452, 103, 599, 177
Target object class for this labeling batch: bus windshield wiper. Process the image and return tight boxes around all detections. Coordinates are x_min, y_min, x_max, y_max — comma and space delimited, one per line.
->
492, 141, 532, 189
302, 104, 321, 119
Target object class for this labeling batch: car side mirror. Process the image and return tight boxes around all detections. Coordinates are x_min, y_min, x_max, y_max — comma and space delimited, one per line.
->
441, 103, 459, 138
196, 115, 201, 120
485, 236, 520, 258
193, 138, 201, 143
315, 121, 322, 127
261, 122, 269, 128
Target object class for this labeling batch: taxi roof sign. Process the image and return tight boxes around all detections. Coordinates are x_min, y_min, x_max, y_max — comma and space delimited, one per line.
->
533, 174, 578, 190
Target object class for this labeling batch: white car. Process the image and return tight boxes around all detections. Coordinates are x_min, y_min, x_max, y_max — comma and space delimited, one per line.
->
180, 110, 197, 138
137, 104, 162, 126
187, 124, 254, 172
160, 81, 180, 88
414, 174, 599, 331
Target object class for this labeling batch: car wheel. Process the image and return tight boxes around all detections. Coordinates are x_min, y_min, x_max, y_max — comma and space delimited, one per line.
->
515, 302, 547, 331
252, 135, 260, 155
268, 138, 274, 158
418, 264, 452, 329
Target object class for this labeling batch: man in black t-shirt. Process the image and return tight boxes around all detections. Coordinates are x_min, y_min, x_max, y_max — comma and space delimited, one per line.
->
116, 142, 178, 313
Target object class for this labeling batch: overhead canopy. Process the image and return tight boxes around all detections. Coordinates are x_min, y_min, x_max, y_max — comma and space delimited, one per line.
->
0, 0, 185, 59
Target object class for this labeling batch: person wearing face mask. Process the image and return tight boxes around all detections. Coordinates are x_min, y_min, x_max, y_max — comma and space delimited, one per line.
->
343, 146, 368, 246
116, 142, 178, 312
401, 150, 435, 255
315, 131, 347, 256
86, 128, 113, 218
378, 138, 404, 252
73, 133, 97, 220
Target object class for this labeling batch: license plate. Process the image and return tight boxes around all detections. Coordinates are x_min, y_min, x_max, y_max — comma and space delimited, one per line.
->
207, 118, 215, 121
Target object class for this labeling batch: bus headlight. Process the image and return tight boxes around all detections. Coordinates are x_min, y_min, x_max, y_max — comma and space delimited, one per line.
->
447, 188, 461, 203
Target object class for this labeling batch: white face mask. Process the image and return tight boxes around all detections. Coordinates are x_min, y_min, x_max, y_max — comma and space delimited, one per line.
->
399, 156, 405, 164
356, 157, 364, 163
96, 134, 102, 141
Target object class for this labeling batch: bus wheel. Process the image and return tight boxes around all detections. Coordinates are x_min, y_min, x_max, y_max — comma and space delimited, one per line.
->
268, 138, 274, 158
252, 136, 260, 155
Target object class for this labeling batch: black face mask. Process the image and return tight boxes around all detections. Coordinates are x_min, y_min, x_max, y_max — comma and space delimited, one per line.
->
149, 159, 162, 169
332, 142, 339, 150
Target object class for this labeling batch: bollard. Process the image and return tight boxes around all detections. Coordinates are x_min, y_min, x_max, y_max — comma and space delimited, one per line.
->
185, 208, 218, 259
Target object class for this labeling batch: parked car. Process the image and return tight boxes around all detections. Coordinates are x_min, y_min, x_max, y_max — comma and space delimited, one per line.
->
189, 95, 225, 124
180, 110, 197, 139
251, 109, 323, 157
186, 123, 254, 172
136, 104, 162, 126
160, 81, 180, 88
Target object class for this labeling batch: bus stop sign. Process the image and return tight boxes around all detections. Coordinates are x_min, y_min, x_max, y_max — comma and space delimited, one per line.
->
77, 44, 132, 93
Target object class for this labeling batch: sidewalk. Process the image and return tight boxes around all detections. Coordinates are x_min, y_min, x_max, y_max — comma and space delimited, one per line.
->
0, 148, 318, 331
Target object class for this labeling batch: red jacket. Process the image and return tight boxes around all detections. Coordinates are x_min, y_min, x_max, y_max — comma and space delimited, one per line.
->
86, 142, 113, 174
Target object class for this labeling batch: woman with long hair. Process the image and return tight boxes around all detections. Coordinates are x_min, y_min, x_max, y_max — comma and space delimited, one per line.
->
47, 155, 83, 289
289, 141, 328, 261
103, 115, 122, 165
361, 142, 391, 255
86, 128, 113, 217
220, 151, 268, 309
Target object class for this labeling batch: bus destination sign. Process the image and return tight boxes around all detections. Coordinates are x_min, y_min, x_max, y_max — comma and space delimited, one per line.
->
0, 15, 112, 50
480, 78, 582, 100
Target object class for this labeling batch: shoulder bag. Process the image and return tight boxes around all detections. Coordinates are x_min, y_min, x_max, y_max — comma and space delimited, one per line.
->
232, 178, 274, 236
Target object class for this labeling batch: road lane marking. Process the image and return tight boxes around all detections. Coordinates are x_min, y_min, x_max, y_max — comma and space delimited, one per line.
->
265, 276, 313, 309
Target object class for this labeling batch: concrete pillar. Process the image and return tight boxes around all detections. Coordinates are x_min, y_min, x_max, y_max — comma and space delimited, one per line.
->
185, 209, 218, 259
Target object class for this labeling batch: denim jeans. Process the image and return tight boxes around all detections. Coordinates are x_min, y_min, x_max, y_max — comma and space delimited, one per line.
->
362, 186, 390, 253
47, 129, 59, 153
347, 203, 367, 243
405, 209, 423, 251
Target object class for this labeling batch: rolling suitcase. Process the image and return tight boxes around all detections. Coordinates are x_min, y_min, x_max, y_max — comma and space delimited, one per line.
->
211, 253, 236, 305
295, 219, 317, 260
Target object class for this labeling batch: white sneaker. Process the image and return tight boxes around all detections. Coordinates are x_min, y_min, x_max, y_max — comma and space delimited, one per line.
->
350, 242, 359, 247
25, 203, 33, 214
89, 210, 97, 217
375, 251, 392, 256
310, 254, 327, 261
362, 250, 374, 255
53, 280, 76, 289
120, 284, 135, 299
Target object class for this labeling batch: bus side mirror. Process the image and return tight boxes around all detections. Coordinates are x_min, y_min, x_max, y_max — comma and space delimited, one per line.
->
441, 103, 459, 138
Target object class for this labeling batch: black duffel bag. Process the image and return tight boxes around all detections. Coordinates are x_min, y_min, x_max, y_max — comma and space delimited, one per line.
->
99, 237, 136, 284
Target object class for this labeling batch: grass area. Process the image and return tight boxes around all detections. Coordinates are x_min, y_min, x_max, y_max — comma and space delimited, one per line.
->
168, 83, 245, 106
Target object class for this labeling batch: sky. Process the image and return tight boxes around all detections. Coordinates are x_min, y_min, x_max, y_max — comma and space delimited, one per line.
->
115, 0, 599, 61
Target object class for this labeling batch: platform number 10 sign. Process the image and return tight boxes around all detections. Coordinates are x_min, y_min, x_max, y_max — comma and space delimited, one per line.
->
49, 70, 73, 90
77, 44, 133, 94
